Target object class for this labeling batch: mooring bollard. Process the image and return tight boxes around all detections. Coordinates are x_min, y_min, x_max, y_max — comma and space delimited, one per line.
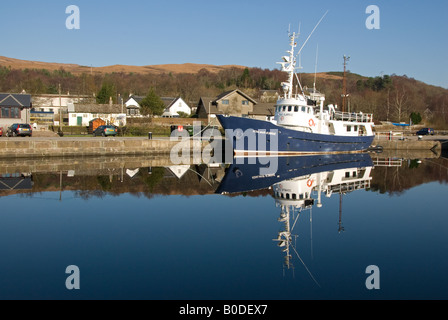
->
148, 132, 153, 140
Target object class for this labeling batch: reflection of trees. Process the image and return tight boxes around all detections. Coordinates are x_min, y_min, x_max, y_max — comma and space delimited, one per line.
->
76, 189, 107, 200
0, 167, 218, 200
370, 158, 448, 195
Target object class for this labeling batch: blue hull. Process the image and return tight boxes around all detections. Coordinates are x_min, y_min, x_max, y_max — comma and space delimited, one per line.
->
217, 115, 374, 154
216, 153, 373, 194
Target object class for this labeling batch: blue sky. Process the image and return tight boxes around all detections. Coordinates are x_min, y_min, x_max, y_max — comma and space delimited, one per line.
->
1, 0, 447, 88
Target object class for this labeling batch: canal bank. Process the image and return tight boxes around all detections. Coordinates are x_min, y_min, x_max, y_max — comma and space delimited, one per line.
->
0, 137, 206, 159
374, 139, 442, 152
0, 136, 444, 160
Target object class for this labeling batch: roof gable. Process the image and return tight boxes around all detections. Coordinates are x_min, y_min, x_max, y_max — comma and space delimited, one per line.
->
0, 93, 32, 107
214, 89, 257, 104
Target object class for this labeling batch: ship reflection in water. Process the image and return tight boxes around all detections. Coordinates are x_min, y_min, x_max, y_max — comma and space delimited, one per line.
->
217, 153, 373, 283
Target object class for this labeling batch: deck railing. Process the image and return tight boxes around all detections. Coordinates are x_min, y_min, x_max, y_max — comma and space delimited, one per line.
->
333, 111, 373, 123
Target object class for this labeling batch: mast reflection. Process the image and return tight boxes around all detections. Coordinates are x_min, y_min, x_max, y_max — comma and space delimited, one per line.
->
216, 153, 374, 280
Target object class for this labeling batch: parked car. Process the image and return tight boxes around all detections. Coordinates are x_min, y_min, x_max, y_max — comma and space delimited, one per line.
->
93, 125, 118, 137
416, 128, 434, 136
6, 123, 33, 137
0, 127, 3, 137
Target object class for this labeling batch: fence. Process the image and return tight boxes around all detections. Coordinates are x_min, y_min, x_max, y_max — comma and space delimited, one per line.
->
375, 131, 404, 141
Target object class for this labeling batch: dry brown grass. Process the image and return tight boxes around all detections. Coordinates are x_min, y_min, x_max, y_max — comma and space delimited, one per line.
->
0, 56, 246, 75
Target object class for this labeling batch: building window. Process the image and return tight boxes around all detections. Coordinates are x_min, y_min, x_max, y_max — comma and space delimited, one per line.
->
242, 100, 249, 106
222, 100, 229, 105
0, 107, 21, 119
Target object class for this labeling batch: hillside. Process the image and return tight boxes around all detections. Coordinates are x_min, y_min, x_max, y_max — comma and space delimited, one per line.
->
0, 56, 246, 75
0, 55, 446, 128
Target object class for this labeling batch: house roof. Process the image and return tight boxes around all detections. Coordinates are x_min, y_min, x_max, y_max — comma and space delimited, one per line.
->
127, 95, 145, 104
198, 90, 258, 115
215, 89, 257, 104
126, 96, 180, 109
198, 97, 224, 115
70, 104, 125, 114
250, 103, 276, 116
0, 93, 32, 108
161, 97, 177, 108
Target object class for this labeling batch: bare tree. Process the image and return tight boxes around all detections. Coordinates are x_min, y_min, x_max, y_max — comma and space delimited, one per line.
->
393, 87, 409, 122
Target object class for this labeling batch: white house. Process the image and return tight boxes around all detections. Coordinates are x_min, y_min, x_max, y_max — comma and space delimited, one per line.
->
125, 95, 145, 117
125, 95, 191, 118
68, 103, 126, 127
162, 97, 191, 118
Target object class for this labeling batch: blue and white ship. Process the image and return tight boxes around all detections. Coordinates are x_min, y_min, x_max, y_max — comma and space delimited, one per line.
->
217, 31, 375, 156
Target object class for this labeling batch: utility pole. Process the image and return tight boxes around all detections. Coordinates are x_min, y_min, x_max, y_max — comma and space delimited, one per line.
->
59, 83, 62, 132
342, 55, 350, 113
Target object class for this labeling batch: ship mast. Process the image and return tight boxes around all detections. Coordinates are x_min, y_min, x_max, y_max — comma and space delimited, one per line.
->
342, 55, 350, 113
277, 32, 298, 100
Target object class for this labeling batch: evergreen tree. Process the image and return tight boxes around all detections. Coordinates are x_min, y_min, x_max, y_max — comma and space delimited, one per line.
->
410, 112, 422, 125
96, 81, 116, 104
140, 88, 165, 116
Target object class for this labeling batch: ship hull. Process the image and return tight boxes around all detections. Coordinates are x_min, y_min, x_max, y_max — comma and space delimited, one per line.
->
216, 153, 373, 194
217, 115, 374, 155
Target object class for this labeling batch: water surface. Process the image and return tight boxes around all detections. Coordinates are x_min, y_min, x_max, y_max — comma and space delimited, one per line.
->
0, 153, 447, 300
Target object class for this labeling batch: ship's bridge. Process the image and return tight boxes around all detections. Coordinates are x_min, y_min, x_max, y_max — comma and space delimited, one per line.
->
274, 97, 318, 128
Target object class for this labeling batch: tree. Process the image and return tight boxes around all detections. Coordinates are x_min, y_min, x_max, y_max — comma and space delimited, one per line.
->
96, 81, 116, 104
238, 68, 252, 88
140, 88, 166, 116
410, 112, 422, 125
393, 87, 409, 123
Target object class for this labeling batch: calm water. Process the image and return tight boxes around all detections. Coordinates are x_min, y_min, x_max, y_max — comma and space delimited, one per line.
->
0, 152, 447, 301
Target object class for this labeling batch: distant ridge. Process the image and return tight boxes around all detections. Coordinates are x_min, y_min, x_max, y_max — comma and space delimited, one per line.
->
0, 56, 247, 75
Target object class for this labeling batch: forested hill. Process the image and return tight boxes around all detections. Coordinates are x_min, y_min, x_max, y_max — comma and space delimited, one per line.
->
0, 58, 447, 128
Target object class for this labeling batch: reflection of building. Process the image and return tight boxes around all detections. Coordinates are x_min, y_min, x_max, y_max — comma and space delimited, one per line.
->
0, 173, 33, 191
